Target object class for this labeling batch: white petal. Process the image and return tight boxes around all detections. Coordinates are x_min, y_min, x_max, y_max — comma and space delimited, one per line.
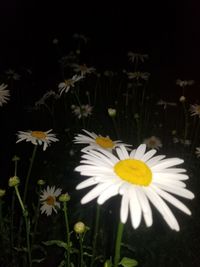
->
81, 183, 112, 204
136, 187, 153, 227
146, 155, 166, 167
130, 149, 136, 158
152, 185, 191, 215
76, 177, 99, 189
129, 186, 142, 229
152, 158, 184, 171
157, 184, 195, 199
141, 149, 157, 162
153, 173, 189, 180
144, 187, 180, 231
97, 183, 121, 204
120, 192, 129, 223
134, 144, 146, 159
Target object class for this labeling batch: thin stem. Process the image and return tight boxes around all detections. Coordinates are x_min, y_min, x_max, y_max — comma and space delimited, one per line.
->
63, 202, 71, 267
90, 205, 100, 267
113, 222, 124, 267
10, 192, 16, 265
15, 186, 32, 267
23, 145, 37, 203
79, 235, 84, 267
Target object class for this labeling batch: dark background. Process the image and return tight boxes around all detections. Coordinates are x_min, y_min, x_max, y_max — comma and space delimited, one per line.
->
0, 1, 200, 80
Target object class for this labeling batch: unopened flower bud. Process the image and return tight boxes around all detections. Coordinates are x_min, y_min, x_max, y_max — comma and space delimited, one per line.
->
37, 179, 46, 186
108, 108, 116, 117
179, 96, 186, 102
12, 155, 20, 162
59, 193, 70, 202
9, 176, 20, 187
0, 189, 6, 197
74, 221, 86, 234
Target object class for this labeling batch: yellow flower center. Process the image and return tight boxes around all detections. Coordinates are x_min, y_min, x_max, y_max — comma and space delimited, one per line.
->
95, 136, 114, 149
114, 159, 152, 186
31, 131, 47, 139
46, 196, 55, 206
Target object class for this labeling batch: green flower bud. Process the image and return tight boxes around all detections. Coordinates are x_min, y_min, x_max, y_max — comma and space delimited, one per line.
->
0, 189, 6, 197
8, 176, 20, 187
74, 221, 86, 234
108, 108, 116, 117
59, 193, 70, 202
12, 155, 20, 161
37, 179, 46, 186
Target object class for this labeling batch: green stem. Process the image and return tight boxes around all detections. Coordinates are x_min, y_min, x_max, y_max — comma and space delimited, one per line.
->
79, 235, 84, 267
114, 222, 124, 267
23, 145, 37, 203
63, 202, 71, 267
90, 205, 100, 267
15, 186, 32, 267
31, 186, 42, 248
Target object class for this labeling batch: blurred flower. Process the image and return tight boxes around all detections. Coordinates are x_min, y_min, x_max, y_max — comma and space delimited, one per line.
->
73, 33, 89, 44
176, 79, 194, 87
52, 38, 59, 44
5, 69, 20, 80
40, 186, 62, 216
71, 104, 93, 119
127, 52, 148, 63
104, 70, 115, 77
9, 176, 20, 187
143, 136, 162, 150
180, 139, 191, 146
195, 147, 200, 158
72, 63, 96, 76
16, 129, 59, 151
108, 108, 117, 117
157, 99, 177, 109
75, 144, 194, 231
37, 179, 46, 186
74, 129, 131, 151
35, 90, 59, 108
127, 71, 150, 81
190, 104, 200, 118
0, 83, 10, 107
0, 189, 6, 197
58, 75, 83, 95
179, 96, 186, 102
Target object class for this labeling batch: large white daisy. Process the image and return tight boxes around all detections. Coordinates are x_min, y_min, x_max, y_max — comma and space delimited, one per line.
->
75, 144, 194, 231
40, 186, 62, 216
74, 129, 131, 152
16, 129, 59, 151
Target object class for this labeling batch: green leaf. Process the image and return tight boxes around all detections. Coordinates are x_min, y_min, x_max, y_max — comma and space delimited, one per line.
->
58, 260, 65, 267
43, 240, 68, 250
119, 257, 138, 267
104, 259, 113, 267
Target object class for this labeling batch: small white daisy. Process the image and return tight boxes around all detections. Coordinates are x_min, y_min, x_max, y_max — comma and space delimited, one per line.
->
58, 75, 83, 95
127, 52, 149, 63
176, 79, 194, 88
71, 104, 93, 119
75, 144, 194, 231
190, 104, 200, 118
143, 136, 162, 150
72, 64, 96, 76
0, 83, 10, 106
127, 71, 150, 81
40, 186, 62, 216
195, 147, 200, 158
74, 129, 131, 152
5, 69, 21, 80
16, 129, 59, 151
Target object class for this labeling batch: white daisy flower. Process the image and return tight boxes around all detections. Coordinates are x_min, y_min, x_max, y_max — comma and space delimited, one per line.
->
0, 83, 10, 106
71, 104, 93, 119
176, 79, 194, 87
40, 186, 62, 216
72, 64, 96, 76
143, 136, 162, 150
16, 129, 59, 151
127, 52, 149, 63
74, 129, 131, 152
127, 71, 150, 81
195, 147, 200, 158
190, 104, 200, 118
75, 144, 194, 231
58, 75, 83, 95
